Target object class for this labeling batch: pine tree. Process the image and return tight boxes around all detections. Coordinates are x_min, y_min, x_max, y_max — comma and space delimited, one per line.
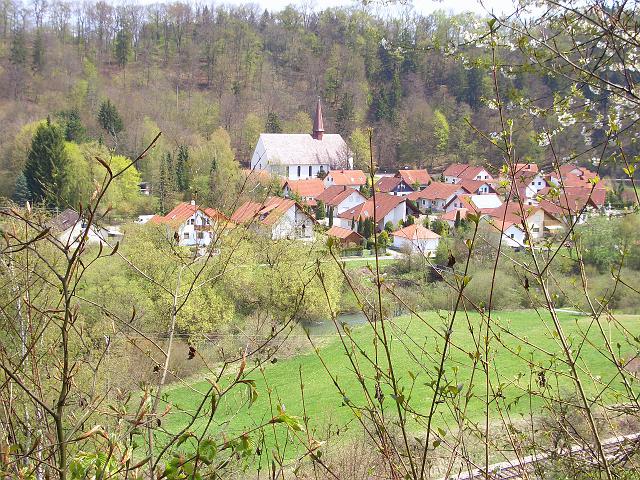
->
175, 145, 190, 192
23, 119, 69, 207
12, 172, 31, 206
98, 99, 124, 138
158, 154, 171, 215
60, 108, 85, 142
114, 28, 131, 69
32, 30, 45, 72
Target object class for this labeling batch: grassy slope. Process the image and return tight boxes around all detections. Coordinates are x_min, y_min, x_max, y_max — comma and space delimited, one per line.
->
158, 310, 638, 459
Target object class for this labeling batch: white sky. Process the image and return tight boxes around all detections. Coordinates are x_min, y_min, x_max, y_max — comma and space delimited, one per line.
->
219, 0, 518, 16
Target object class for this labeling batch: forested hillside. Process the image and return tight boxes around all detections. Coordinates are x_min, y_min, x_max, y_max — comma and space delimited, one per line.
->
0, 1, 589, 206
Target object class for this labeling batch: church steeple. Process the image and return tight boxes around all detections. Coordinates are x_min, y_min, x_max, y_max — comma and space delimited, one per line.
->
312, 97, 324, 140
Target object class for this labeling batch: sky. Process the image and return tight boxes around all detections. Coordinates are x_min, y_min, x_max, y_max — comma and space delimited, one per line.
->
220, 0, 518, 16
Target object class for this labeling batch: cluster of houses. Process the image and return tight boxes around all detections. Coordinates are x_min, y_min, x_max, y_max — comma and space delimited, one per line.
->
47, 99, 609, 257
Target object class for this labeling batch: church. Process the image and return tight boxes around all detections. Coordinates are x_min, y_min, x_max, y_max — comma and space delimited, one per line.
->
250, 98, 353, 180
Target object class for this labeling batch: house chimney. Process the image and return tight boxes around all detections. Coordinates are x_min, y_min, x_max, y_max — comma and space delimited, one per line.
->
312, 97, 324, 141
190, 200, 196, 206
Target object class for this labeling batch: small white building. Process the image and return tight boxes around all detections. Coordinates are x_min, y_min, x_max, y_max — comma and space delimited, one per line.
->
49, 209, 123, 247
337, 193, 409, 232
316, 186, 367, 227
392, 224, 440, 256
487, 218, 526, 248
150, 201, 227, 247
231, 197, 315, 241
443, 164, 494, 184
250, 98, 352, 179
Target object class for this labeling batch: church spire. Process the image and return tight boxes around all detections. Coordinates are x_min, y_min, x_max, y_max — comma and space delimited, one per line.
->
312, 96, 324, 140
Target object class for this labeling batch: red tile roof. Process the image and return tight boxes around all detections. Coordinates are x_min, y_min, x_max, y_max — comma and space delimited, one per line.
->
442, 208, 468, 222
375, 176, 403, 193
326, 226, 363, 241
397, 169, 432, 186
443, 164, 492, 180
393, 224, 440, 240
316, 185, 364, 207
407, 182, 461, 201
230, 197, 307, 227
283, 178, 325, 198
326, 169, 367, 186
459, 179, 494, 194
338, 193, 404, 221
150, 202, 227, 225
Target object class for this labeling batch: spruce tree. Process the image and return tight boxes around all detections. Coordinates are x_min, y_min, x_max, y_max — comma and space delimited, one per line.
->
23, 119, 69, 207
98, 99, 124, 138
175, 145, 190, 192
10, 29, 27, 65
32, 31, 45, 72
265, 112, 283, 133
12, 172, 31, 206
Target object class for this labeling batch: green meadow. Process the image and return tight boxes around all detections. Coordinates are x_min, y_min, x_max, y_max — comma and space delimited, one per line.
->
156, 310, 639, 460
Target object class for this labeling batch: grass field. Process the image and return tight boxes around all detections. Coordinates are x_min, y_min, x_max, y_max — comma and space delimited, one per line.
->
342, 257, 396, 269
157, 310, 639, 462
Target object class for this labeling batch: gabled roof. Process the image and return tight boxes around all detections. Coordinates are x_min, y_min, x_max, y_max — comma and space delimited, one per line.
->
316, 185, 365, 207
150, 203, 227, 225
459, 179, 494, 194
407, 182, 461, 201
257, 133, 350, 167
512, 163, 539, 174
326, 225, 363, 241
442, 208, 468, 223
48, 208, 81, 231
231, 197, 309, 227
396, 169, 432, 186
375, 176, 403, 193
393, 224, 440, 241
443, 163, 493, 180
338, 193, 404, 221
283, 178, 325, 198
326, 169, 367, 186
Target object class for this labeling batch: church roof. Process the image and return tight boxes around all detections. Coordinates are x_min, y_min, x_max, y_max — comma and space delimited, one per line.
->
257, 133, 350, 167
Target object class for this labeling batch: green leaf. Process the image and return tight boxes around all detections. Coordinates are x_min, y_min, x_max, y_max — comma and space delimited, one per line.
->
198, 438, 217, 465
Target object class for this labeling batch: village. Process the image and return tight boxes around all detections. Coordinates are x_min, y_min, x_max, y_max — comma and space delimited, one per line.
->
49, 98, 611, 260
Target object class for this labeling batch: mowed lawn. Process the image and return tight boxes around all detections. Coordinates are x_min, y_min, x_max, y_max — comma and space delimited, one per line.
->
157, 310, 639, 459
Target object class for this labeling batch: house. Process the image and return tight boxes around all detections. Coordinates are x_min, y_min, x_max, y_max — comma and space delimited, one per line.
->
538, 194, 601, 225
443, 164, 494, 184
250, 98, 352, 179
396, 169, 432, 190
338, 193, 411, 232
392, 224, 440, 256
282, 178, 325, 207
323, 169, 367, 189
484, 202, 563, 242
375, 176, 414, 196
315, 185, 367, 224
49, 208, 123, 247
445, 193, 502, 213
512, 163, 539, 174
407, 182, 463, 212
150, 201, 227, 247
485, 217, 527, 248
326, 226, 364, 246
231, 197, 315, 240
459, 179, 495, 195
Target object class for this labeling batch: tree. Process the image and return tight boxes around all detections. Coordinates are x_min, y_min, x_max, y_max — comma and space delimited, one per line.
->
315, 200, 326, 220
378, 230, 390, 249
114, 27, 131, 69
10, 29, 27, 65
158, 152, 174, 215
32, 30, 45, 72
23, 119, 69, 207
405, 215, 415, 225
433, 109, 449, 154
384, 221, 394, 233
11, 172, 30, 206
98, 99, 124, 139
265, 112, 283, 133
362, 217, 373, 239
430, 219, 448, 236
175, 145, 190, 192
58, 108, 85, 142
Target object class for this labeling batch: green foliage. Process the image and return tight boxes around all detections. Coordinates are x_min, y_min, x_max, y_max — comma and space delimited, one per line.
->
433, 109, 450, 154
265, 112, 283, 133
114, 28, 131, 68
405, 214, 415, 225
430, 219, 449, 236
23, 119, 69, 207
32, 31, 45, 72
378, 229, 390, 248
97, 99, 124, 137
58, 108, 85, 142
384, 221, 394, 233
175, 145, 190, 192
10, 29, 27, 65
11, 172, 30, 206
574, 216, 622, 272
315, 200, 326, 220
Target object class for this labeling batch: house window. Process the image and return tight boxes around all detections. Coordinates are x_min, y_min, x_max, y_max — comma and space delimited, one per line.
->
197, 232, 205, 239
532, 227, 540, 232
538, 181, 542, 186
297, 166, 301, 177
183, 232, 189, 239
510, 233, 515, 239
309, 165, 312, 177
